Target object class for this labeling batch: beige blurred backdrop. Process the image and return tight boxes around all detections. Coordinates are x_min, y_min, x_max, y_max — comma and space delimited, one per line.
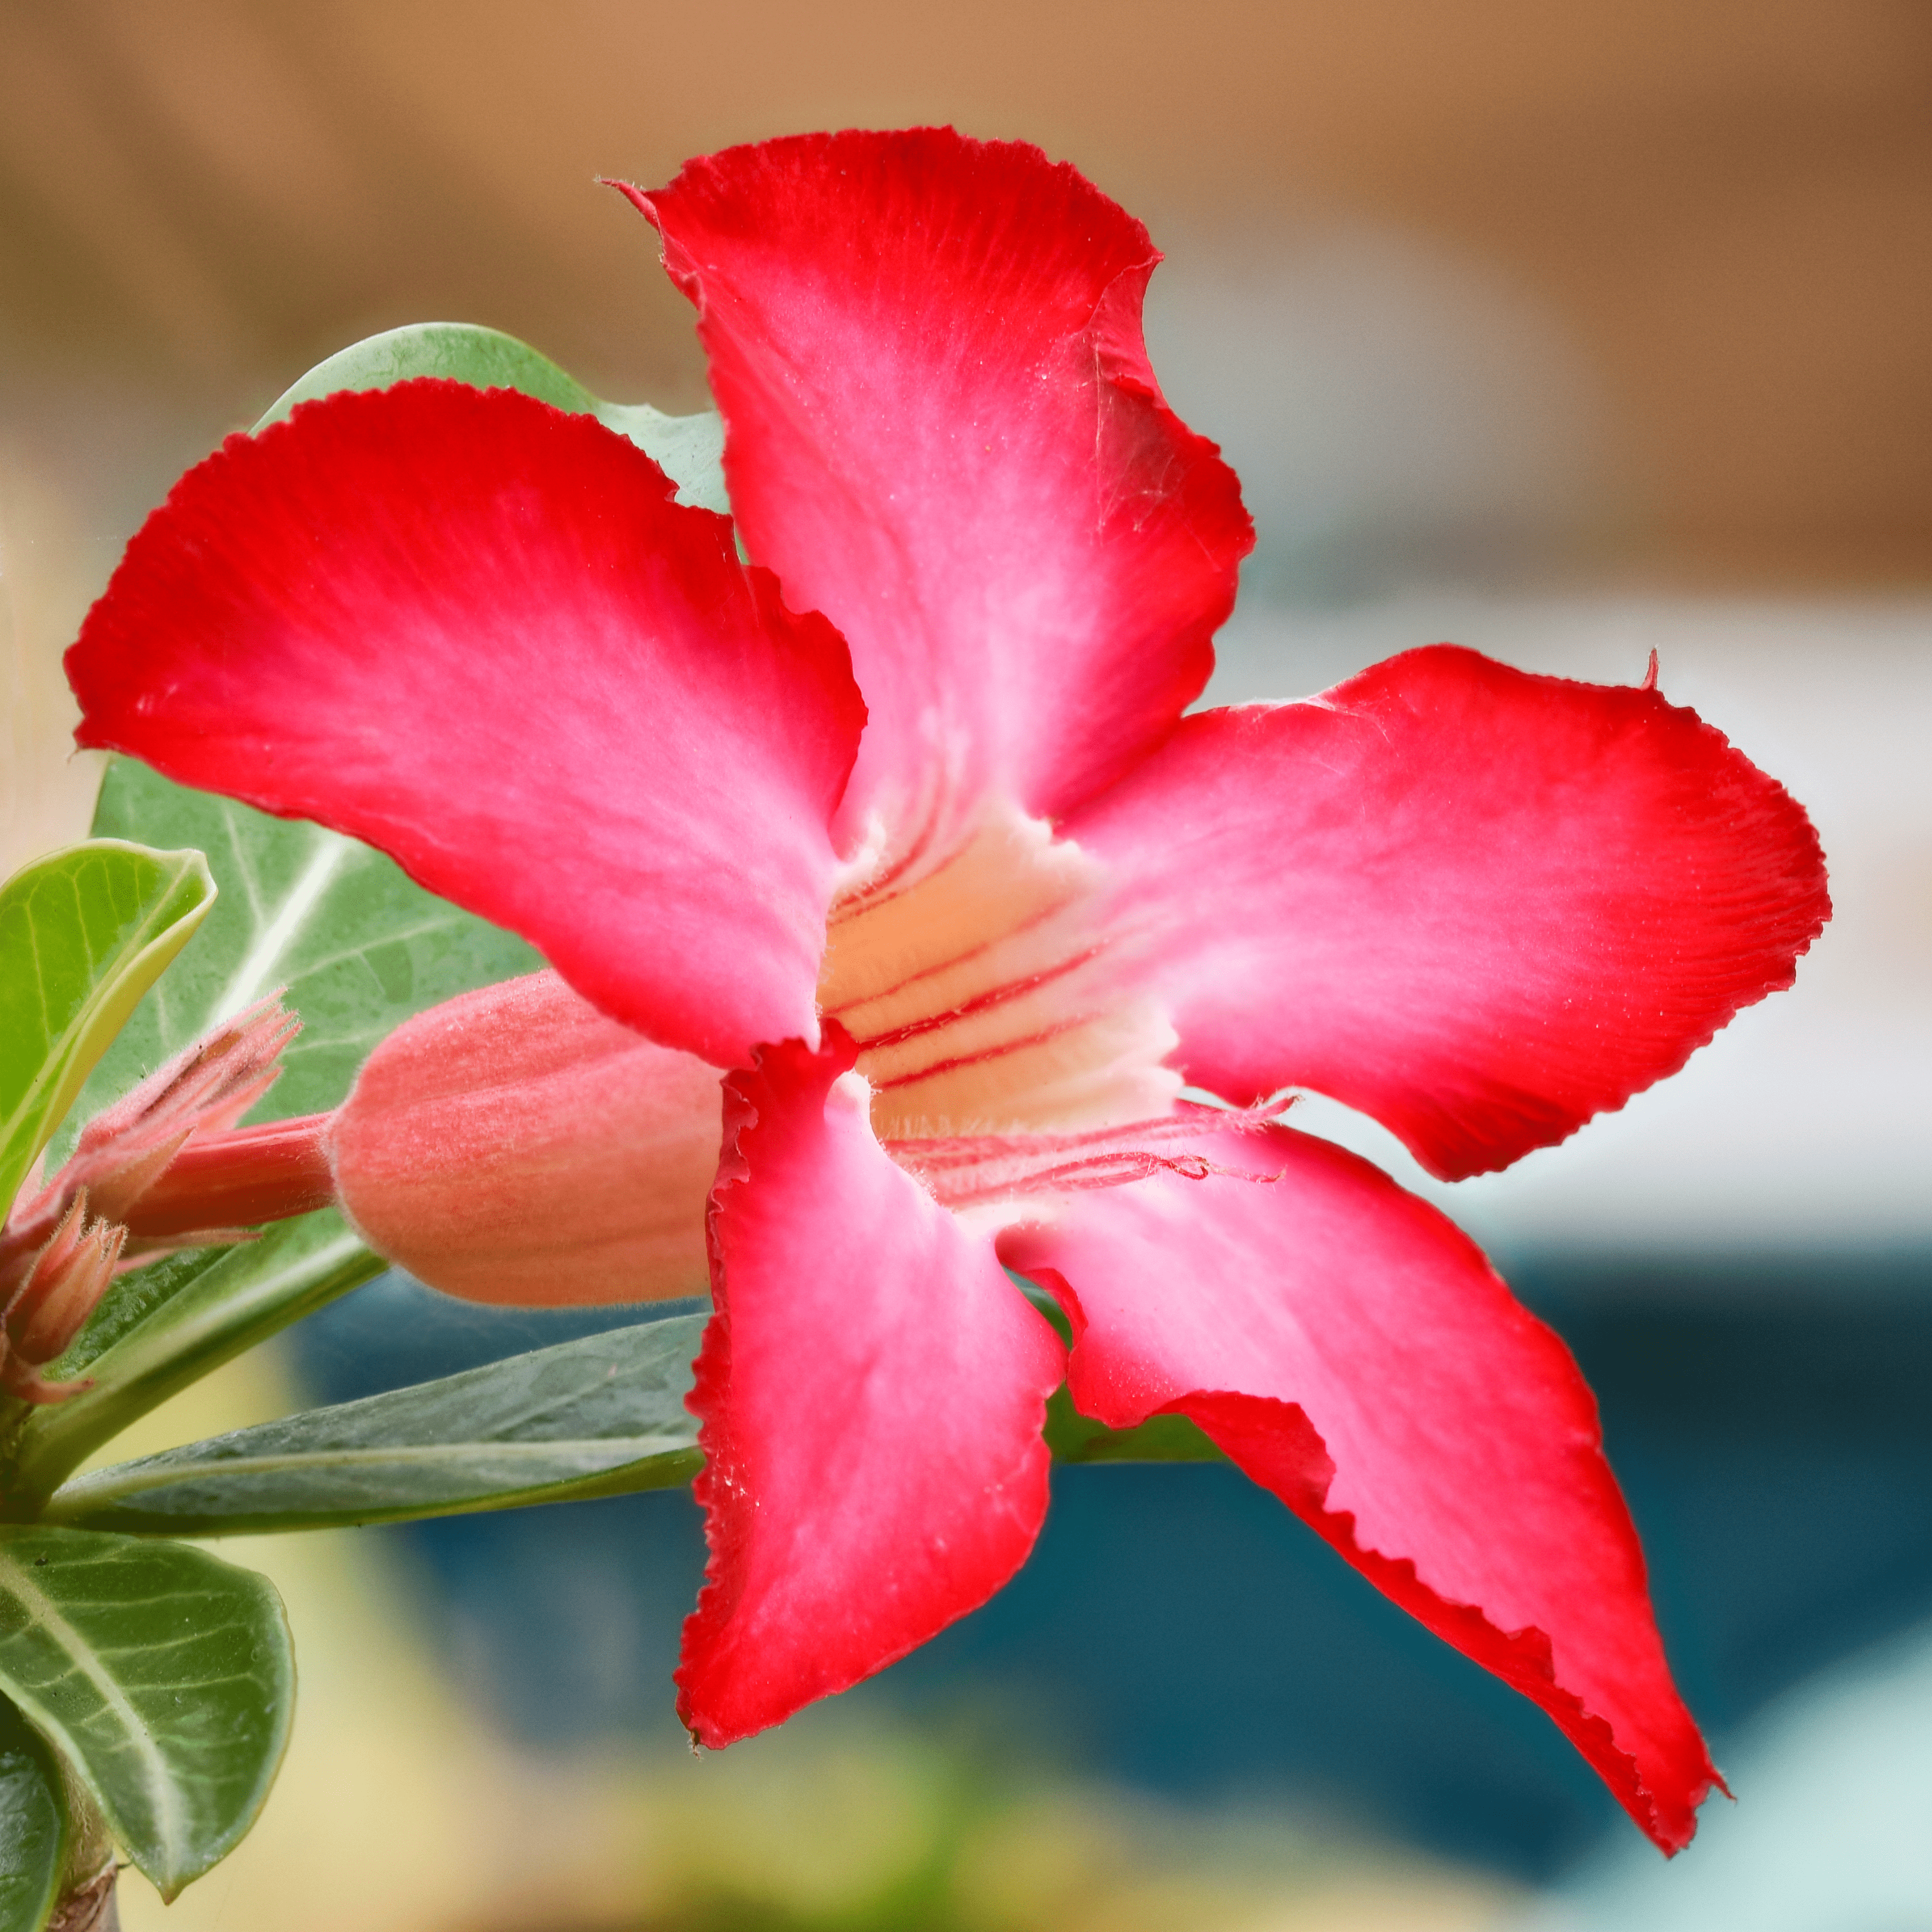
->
2, 0, 1930, 580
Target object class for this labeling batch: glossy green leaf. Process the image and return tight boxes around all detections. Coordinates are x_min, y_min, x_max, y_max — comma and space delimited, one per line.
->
46, 1314, 708, 1536
1042, 1386, 1225, 1464
37, 1303, 1227, 1538
2, 1212, 382, 1512
0, 1528, 291, 1899
0, 1693, 66, 1932
0, 843, 214, 1220
1010, 1277, 1223, 1463
256, 320, 730, 515
52, 757, 542, 1164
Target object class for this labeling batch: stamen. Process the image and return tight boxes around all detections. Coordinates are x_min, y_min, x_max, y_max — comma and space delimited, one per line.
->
886, 1103, 1288, 1211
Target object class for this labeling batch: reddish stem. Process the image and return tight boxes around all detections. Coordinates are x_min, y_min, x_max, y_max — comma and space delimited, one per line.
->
121, 1113, 337, 1238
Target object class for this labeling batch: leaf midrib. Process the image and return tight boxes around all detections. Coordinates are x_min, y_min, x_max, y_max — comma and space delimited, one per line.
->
207, 827, 354, 1025
0, 1558, 183, 1870
62, 1433, 696, 1506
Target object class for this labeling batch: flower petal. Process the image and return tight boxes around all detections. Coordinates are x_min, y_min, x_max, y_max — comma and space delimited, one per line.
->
678, 1028, 1065, 1745
625, 129, 1251, 853
999, 1121, 1720, 1854
1064, 646, 1830, 1178
66, 381, 867, 1068
328, 971, 719, 1306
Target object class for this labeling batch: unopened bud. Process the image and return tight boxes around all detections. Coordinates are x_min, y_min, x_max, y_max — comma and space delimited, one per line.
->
0, 994, 327, 1334
327, 969, 721, 1306
0, 1195, 123, 1402
65, 995, 301, 1226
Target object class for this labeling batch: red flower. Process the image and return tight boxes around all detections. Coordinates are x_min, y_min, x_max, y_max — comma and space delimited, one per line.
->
66, 129, 1827, 1851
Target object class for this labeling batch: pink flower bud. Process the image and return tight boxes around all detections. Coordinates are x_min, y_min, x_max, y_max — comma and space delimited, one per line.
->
0, 995, 329, 1373
326, 970, 721, 1306
0, 1194, 123, 1401
120, 1113, 334, 1242
64, 994, 301, 1227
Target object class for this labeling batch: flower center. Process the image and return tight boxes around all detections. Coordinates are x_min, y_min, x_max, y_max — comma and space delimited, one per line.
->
816, 801, 1180, 1145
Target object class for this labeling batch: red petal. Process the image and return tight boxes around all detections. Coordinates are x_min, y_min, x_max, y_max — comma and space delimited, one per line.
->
624, 129, 1251, 851
66, 382, 866, 1068
1065, 646, 1830, 1178
678, 1028, 1064, 1745
999, 1123, 1720, 1854
328, 971, 719, 1306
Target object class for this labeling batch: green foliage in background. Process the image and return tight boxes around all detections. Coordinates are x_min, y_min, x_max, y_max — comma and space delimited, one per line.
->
0, 1697, 69, 1932
46, 1314, 708, 1535
256, 319, 731, 515
0, 1530, 291, 1900
56, 760, 542, 1163
0, 843, 213, 1218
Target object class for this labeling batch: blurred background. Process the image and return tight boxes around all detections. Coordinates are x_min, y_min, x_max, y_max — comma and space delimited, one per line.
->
3, 2, 1929, 1926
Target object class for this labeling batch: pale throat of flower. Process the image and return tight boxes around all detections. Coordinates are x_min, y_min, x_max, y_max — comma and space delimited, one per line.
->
816, 796, 1249, 1212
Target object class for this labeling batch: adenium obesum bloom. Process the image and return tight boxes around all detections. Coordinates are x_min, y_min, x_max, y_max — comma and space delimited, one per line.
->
65, 129, 1827, 1850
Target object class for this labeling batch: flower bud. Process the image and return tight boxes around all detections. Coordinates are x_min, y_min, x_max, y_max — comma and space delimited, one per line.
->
327, 970, 721, 1305
0, 995, 325, 1400
62, 994, 301, 1226
0, 1195, 123, 1401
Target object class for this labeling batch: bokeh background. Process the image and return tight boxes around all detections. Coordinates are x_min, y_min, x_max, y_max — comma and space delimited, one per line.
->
3, 3, 1929, 1927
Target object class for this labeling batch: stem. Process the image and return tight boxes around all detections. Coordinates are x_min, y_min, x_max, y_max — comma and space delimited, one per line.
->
47, 1861, 118, 1932
52, 1768, 120, 1932
0, 1212, 382, 1514
122, 1114, 336, 1238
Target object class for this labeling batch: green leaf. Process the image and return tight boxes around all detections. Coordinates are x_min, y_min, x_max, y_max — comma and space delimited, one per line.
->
31, 1286, 1223, 1526
1008, 1272, 1224, 1464
2, 1212, 382, 1513
595, 402, 730, 517
1042, 1385, 1226, 1465
0, 1693, 66, 1932
51, 757, 542, 1165
0, 1527, 291, 1899
255, 320, 730, 516
0, 843, 214, 1221
45, 1314, 708, 1536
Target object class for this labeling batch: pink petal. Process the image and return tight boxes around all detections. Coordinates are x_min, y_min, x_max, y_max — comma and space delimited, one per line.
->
1065, 646, 1830, 1178
678, 1028, 1065, 1745
67, 382, 866, 1068
999, 1122, 1720, 1853
623, 129, 1251, 852
328, 971, 720, 1306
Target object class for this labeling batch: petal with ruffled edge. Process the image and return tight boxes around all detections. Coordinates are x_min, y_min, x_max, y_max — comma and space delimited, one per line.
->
622, 129, 1251, 856
66, 382, 866, 1068
1064, 646, 1830, 1178
328, 971, 720, 1306
999, 1121, 1720, 1853
679, 1027, 1064, 1745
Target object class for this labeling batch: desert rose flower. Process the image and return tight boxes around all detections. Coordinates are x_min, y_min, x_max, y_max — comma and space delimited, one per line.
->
66, 129, 1828, 1851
